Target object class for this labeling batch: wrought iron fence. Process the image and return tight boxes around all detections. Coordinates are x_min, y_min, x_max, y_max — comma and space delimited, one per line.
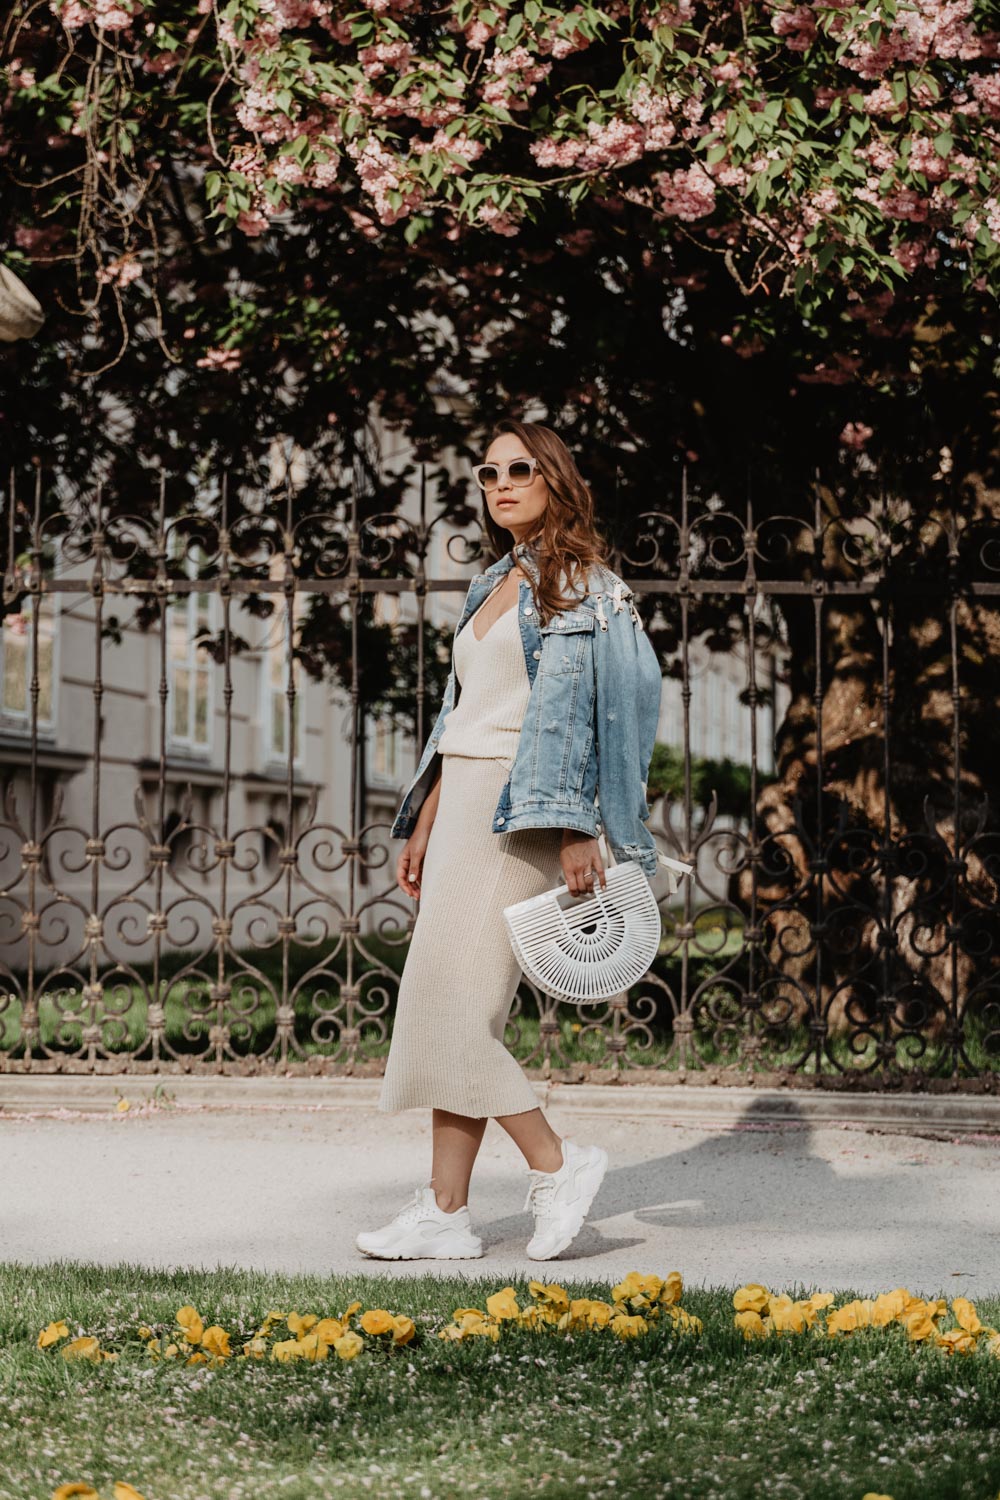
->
2, 464, 999, 1090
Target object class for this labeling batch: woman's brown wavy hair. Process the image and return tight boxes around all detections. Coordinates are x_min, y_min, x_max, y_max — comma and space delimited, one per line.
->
481, 418, 613, 627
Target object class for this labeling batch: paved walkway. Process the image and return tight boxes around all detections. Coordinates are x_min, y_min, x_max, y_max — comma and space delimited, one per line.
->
2, 1083, 998, 1295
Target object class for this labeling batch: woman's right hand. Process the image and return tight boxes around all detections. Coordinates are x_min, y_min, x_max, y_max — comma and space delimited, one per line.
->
397, 826, 431, 899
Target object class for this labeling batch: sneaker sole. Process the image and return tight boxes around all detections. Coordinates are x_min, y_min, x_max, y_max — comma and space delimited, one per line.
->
526, 1147, 609, 1261
356, 1239, 484, 1261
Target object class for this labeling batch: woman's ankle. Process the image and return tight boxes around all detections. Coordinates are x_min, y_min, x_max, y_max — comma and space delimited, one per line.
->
525, 1135, 564, 1174
431, 1186, 468, 1213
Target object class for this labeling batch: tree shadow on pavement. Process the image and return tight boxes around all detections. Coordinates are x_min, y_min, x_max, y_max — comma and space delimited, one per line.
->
478, 1095, 922, 1284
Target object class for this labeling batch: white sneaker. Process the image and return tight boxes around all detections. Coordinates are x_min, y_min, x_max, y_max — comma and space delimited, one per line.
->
523, 1139, 609, 1260
355, 1186, 484, 1261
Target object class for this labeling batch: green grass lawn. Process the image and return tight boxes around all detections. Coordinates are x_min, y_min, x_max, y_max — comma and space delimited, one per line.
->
2, 1263, 999, 1500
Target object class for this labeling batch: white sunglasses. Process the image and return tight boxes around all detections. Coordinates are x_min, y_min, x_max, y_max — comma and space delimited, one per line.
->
472, 457, 540, 491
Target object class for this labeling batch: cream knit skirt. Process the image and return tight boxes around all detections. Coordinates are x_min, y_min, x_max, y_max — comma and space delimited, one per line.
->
378, 753, 565, 1117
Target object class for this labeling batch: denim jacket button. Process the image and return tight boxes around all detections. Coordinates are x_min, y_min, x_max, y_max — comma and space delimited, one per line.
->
496, 816, 505, 825
532, 649, 541, 659
523, 606, 533, 615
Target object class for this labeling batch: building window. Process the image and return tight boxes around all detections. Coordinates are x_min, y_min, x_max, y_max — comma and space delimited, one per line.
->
371, 715, 400, 783
166, 583, 213, 752
263, 597, 306, 767
1, 595, 57, 733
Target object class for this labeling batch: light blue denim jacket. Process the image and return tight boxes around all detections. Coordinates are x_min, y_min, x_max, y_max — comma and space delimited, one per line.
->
390, 539, 664, 877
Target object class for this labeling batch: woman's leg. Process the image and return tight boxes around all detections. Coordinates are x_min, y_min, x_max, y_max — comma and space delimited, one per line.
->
495, 1107, 563, 1172
430, 1108, 489, 1211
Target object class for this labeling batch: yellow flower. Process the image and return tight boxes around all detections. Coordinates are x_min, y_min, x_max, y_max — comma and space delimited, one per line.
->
661, 1271, 684, 1306
451, 1306, 487, 1321
806, 1292, 834, 1312
610, 1314, 648, 1340
734, 1310, 769, 1340
294, 1332, 330, 1362
162, 1342, 179, 1359
871, 1290, 908, 1326
582, 1300, 614, 1329
861, 1493, 895, 1500
826, 1300, 874, 1335
313, 1318, 345, 1345
175, 1306, 203, 1345
528, 1281, 569, 1313
52, 1487, 100, 1500
935, 1328, 977, 1355
334, 1331, 365, 1360
984, 1331, 1000, 1358
733, 1284, 769, 1314
392, 1315, 416, 1346
612, 1272, 663, 1306
360, 1309, 395, 1337
486, 1288, 521, 1321
185, 1352, 207, 1366
340, 1300, 362, 1323
136, 1326, 156, 1343
242, 1336, 269, 1359
61, 1337, 102, 1363
270, 1338, 302, 1363
287, 1312, 317, 1337
116, 1097, 131, 1112
255, 1310, 287, 1337
665, 1306, 702, 1334
38, 1320, 70, 1349
202, 1326, 231, 1358
902, 1309, 936, 1342
113, 1486, 147, 1500
768, 1297, 810, 1336
952, 1298, 983, 1335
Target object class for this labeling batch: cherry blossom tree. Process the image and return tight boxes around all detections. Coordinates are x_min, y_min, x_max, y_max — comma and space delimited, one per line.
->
3, 0, 999, 1046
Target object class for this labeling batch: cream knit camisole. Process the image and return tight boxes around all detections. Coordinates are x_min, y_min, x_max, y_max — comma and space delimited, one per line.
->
436, 592, 531, 773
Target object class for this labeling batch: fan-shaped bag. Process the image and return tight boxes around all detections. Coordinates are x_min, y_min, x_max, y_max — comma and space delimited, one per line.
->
503, 851, 693, 1005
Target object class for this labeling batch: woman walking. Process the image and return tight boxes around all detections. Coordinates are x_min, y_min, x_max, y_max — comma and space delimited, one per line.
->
356, 418, 663, 1262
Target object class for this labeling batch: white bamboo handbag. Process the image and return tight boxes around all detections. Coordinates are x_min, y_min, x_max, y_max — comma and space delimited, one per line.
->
502, 846, 693, 1005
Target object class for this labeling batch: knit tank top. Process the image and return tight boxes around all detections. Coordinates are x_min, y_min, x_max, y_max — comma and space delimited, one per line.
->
436, 589, 531, 772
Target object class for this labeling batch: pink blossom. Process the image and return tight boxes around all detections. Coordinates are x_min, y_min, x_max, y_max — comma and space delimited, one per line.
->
142, 52, 179, 74
237, 207, 272, 237
907, 135, 950, 182
799, 353, 864, 385
464, 20, 494, 49
429, 128, 484, 173
51, 0, 89, 25
346, 136, 425, 224
97, 254, 142, 286
529, 136, 583, 169
970, 74, 1000, 118
7, 62, 36, 89
881, 187, 929, 221
771, 5, 817, 52
862, 83, 900, 115
359, 40, 413, 78
839, 421, 874, 449
653, 164, 716, 221
93, 0, 142, 30
475, 201, 520, 236
197, 347, 244, 372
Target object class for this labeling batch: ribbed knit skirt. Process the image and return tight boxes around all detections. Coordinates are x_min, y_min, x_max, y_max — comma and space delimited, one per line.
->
378, 753, 565, 1117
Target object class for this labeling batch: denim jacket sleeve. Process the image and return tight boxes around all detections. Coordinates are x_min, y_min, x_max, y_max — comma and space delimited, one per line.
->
592, 584, 663, 878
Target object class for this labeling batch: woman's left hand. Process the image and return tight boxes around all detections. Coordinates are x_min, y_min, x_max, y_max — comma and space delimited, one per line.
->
560, 829, 606, 897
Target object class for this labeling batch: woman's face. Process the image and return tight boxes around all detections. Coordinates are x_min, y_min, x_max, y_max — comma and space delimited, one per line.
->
481, 434, 550, 544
